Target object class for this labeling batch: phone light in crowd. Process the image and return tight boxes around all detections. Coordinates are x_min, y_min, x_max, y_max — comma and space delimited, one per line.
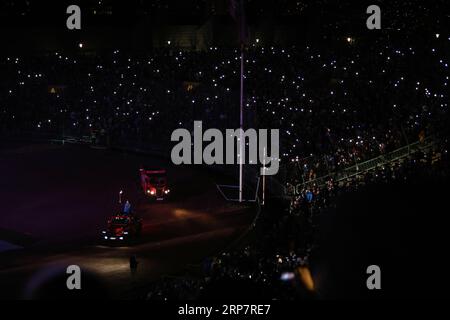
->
435, 33, 440, 39
167, 40, 171, 45
256, 38, 260, 43
280, 272, 295, 281
78, 42, 83, 48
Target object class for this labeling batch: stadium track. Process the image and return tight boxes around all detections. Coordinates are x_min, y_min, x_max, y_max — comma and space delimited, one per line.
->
0, 142, 254, 299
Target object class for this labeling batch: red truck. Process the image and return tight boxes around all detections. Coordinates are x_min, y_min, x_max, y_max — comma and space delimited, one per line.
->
101, 213, 142, 242
139, 167, 170, 200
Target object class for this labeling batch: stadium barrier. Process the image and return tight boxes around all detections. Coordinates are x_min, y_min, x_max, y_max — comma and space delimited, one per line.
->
294, 136, 437, 191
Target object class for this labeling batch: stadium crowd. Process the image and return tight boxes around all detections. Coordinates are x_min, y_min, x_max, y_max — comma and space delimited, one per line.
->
1, 33, 448, 176
144, 136, 448, 300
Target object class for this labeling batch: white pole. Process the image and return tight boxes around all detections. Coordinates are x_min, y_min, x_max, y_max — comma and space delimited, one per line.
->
262, 147, 266, 206
239, 47, 244, 202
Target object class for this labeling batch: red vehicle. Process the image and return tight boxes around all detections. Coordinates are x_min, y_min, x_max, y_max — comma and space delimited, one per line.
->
139, 167, 170, 200
101, 213, 142, 241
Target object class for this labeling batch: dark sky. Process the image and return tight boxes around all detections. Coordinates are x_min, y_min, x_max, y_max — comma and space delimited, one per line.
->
0, 0, 447, 53
0, 0, 447, 28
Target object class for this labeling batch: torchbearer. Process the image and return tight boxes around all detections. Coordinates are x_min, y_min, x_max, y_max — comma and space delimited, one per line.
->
123, 200, 131, 215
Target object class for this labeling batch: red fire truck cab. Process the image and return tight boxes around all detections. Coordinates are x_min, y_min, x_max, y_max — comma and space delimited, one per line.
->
139, 167, 170, 200
101, 213, 142, 242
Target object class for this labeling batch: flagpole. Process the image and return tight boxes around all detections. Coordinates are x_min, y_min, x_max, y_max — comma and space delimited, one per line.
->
262, 147, 266, 206
231, 0, 246, 203
239, 45, 244, 203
